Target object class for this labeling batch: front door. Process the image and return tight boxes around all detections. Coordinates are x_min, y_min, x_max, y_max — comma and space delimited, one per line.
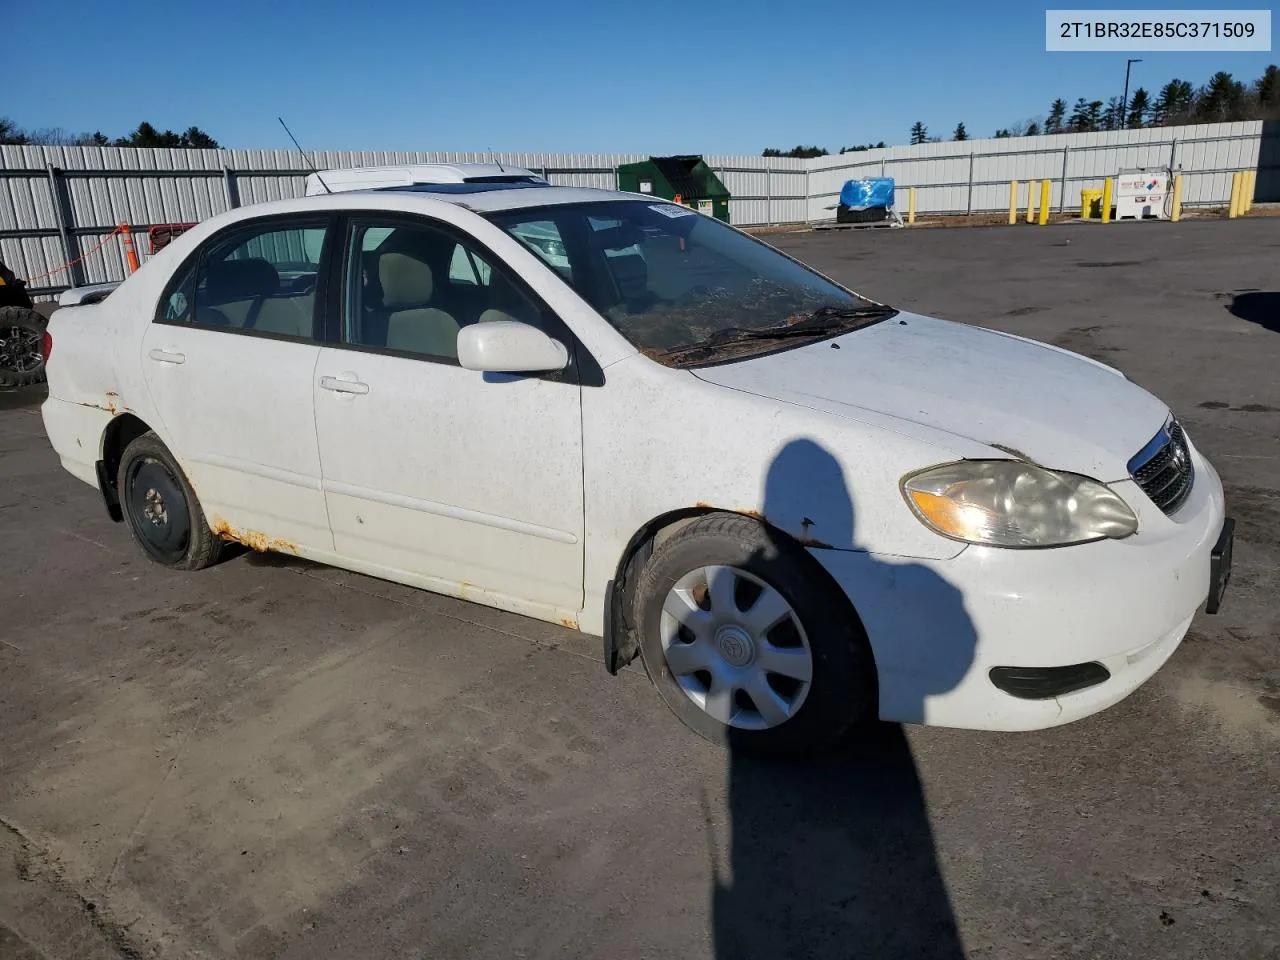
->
313, 215, 585, 620
140, 216, 334, 551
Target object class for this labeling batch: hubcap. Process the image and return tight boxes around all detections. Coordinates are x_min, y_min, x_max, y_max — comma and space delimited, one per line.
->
659, 565, 813, 730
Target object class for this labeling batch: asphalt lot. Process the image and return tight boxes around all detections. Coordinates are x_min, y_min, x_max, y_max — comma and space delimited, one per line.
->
1, 217, 1278, 960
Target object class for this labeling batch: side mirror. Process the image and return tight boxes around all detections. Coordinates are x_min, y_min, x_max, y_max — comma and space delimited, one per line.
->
457, 320, 569, 374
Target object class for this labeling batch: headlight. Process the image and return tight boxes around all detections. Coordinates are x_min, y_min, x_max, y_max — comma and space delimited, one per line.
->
902, 460, 1137, 548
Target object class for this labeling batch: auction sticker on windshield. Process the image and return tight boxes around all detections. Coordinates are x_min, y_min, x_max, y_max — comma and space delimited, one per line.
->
650, 204, 695, 218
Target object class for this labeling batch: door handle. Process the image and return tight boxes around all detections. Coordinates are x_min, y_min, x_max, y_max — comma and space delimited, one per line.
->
148, 348, 186, 364
318, 374, 369, 396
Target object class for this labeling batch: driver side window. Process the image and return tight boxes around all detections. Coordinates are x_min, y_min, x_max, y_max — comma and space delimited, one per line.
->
344, 219, 544, 362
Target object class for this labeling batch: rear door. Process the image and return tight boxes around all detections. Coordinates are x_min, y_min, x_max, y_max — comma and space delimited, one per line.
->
140, 215, 336, 551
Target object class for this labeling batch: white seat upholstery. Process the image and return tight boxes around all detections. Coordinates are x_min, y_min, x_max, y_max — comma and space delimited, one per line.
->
379, 250, 460, 357
255, 294, 315, 337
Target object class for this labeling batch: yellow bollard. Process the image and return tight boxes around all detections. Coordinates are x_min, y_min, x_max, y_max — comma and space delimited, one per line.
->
1026, 180, 1037, 224
1100, 178, 1114, 224
1038, 180, 1050, 225
1228, 172, 1241, 218
908, 187, 917, 225
1009, 180, 1018, 225
1244, 170, 1255, 212
1171, 174, 1183, 222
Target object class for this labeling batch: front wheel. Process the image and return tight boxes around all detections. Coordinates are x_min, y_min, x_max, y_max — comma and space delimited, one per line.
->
117, 431, 225, 570
633, 513, 876, 755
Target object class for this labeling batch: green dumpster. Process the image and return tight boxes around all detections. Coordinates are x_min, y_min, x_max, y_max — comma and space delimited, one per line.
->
616, 155, 731, 223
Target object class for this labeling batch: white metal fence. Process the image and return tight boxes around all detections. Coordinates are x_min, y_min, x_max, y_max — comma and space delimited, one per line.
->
806, 119, 1276, 221
2, 119, 1275, 297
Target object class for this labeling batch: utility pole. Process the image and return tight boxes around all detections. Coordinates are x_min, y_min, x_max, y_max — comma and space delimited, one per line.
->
1122, 58, 1143, 126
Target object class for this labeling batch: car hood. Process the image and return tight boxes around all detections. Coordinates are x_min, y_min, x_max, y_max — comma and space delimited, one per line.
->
691, 312, 1169, 481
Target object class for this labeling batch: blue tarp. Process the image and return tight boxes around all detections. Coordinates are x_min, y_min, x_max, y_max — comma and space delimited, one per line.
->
839, 177, 895, 209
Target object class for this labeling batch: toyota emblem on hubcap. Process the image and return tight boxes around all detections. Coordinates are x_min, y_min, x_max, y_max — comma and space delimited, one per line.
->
715, 625, 755, 667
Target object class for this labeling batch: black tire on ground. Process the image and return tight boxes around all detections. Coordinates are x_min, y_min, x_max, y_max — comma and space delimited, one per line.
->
633, 513, 877, 755
117, 431, 225, 570
0, 306, 47, 388
836, 204, 890, 224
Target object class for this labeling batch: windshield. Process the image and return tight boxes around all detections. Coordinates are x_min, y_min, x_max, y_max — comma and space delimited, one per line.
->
488, 200, 893, 364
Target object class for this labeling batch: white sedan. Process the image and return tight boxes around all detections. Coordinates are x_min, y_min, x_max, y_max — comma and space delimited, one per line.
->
41, 179, 1233, 753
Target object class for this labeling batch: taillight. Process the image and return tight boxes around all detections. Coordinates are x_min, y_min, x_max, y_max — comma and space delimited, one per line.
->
41, 330, 53, 365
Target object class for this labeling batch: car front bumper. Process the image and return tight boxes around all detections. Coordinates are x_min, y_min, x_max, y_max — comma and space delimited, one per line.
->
810, 447, 1227, 731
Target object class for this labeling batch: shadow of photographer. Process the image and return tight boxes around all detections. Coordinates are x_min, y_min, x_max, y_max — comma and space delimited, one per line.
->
713, 437, 979, 960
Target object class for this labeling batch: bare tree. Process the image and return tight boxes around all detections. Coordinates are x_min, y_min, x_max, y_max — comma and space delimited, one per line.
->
1007, 117, 1046, 137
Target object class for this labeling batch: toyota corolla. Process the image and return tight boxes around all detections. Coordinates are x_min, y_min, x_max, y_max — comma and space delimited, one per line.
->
41, 178, 1233, 753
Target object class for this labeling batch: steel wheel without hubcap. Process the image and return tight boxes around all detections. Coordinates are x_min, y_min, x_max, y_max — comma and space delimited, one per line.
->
660, 564, 813, 730
124, 455, 192, 564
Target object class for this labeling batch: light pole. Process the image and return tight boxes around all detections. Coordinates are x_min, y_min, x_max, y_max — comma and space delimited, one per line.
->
1122, 58, 1143, 127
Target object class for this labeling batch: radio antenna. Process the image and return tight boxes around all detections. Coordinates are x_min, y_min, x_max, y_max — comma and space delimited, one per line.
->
278, 116, 332, 194
489, 147, 506, 174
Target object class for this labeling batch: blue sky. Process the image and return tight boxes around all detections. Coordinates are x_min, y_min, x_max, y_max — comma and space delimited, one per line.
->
4, 0, 1274, 153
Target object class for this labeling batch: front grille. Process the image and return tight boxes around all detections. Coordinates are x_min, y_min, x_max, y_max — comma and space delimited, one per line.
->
1129, 419, 1194, 515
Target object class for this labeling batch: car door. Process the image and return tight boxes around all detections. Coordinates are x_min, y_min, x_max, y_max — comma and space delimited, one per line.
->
312, 214, 585, 620
141, 215, 335, 552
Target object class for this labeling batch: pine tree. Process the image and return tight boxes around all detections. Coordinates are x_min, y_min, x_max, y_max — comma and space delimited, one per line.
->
952, 122, 968, 141
1154, 79, 1194, 124
1258, 64, 1278, 109
182, 127, 218, 149
1046, 99, 1067, 134
910, 121, 928, 145
1067, 98, 1091, 130
1026, 121, 1042, 136
1197, 72, 1246, 122
1102, 97, 1124, 130
1127, 88, 1150, 127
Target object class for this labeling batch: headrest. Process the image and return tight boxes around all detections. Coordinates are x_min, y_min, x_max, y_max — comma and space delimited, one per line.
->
207, 258, 279, 303
591, 222, 643, 250
608, 252, 648, 297
379, 251, 434, 308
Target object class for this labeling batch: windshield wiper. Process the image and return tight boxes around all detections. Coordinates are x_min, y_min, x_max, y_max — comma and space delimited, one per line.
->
782, 303, 899, 329
654, 303, 898, 362
735, 303, 898, 340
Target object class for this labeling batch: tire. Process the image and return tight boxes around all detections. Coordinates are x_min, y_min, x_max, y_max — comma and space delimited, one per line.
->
0, 306, 47, 387
117, 431, 224, 570
633, 513, 876, 755
836, 205, 888, 225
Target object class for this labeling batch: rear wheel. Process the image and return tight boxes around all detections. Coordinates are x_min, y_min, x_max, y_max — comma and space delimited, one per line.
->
633, 513, 876, 755
0, 306, 47, 387
117, 432, 224, 570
